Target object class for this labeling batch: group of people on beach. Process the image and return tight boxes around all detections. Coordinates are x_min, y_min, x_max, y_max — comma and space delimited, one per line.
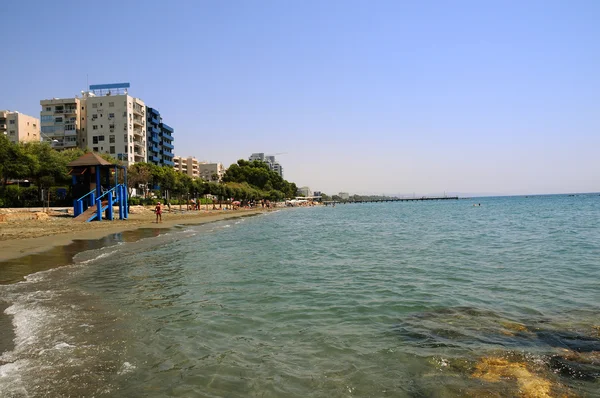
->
153, 198, 276, 223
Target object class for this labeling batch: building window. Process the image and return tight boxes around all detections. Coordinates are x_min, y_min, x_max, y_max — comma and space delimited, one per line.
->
110, 146, 115, 154
64, 124, 75, 130
93, 136, 98, 144
124, 146, 128, 153
109, 135, 115, 143
41, 115, 53, 122
123, 111, 127, 117
92, 114, 97, 120
129, 136, 132, 143
93, 125, 98, 130
98, 136, 105, 142
93, 147, 98, 152
81, 106, 84, 110
92, 103, 98, 108
109, 113, 114, 119
9, 120, 15, 124
82, 128, 85, 132
55, 117, 63, 122
130, 146, 133, 153
99, 103, 102, 106
123, 134, 127, 142
9, 131, 15, 136
109, 102, 114, 107
45, 107, 51, 112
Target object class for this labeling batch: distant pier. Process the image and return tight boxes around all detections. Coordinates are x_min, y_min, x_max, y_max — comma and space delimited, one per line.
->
323, 196, 459, 205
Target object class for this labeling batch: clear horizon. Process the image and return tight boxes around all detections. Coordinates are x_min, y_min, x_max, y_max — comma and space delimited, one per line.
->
3, 0, 599, 196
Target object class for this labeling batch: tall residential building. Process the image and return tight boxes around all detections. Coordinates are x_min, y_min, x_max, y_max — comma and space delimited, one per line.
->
0, 110, 40, 143
85, 84, 146, 164
146, 107, 174, 167
248, 152, 284, 178
39, 83, 156, 165
198, 162, 225, 182
39, 98, 84, 150
173, 156, 200, 179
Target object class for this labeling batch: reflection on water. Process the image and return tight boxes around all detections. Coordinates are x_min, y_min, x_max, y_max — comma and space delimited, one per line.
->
0, 228, 168, 285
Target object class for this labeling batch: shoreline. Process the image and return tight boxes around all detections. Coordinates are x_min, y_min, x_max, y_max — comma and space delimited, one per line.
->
0, 208, 273, 263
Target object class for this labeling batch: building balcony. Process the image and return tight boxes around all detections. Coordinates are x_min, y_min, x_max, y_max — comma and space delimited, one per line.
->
64, 129, 77, 136
149, 155, 160, 163
161, 133, 174, 141
162, 142, 174, 150
134, 140, 144, 148
133, 107, 144, 116
150, 134, 160, 143
0, 124, 6, 130
161, 123, 173, 133
64, 108, 77, 114
163, 160, 174, 167
149, 145, 160, 153
133, 118, 144, 127
149, 126, 160, 134
148, 107, 160, 116
133, 129, 143, 138
162, 151, 174, 158
150, 117, 160, 125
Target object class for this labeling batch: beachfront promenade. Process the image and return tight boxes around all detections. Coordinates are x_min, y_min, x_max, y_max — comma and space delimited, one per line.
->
323, 196, 459, 205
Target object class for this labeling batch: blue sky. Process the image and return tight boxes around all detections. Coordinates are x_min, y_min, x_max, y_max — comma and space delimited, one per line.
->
3, 0, 599, 195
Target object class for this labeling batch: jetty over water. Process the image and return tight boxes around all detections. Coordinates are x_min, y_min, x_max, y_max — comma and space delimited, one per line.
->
323, 196, 459, 205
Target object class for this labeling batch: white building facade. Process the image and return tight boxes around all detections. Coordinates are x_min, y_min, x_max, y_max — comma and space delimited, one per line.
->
40, 98, 83, 150
173, 156, 200, 179
1, 110, 40, 143
40, 83, 149, 165
198, 162, 225, 182
248, 152, 284, 178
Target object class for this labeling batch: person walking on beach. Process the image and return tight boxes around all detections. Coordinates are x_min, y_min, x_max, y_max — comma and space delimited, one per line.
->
155, 202, 162, 223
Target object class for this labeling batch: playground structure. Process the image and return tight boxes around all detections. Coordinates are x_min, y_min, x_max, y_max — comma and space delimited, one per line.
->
68, 152, 128, 222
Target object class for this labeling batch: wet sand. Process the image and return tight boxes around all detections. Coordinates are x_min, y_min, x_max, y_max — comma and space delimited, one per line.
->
0, 206, 271, 262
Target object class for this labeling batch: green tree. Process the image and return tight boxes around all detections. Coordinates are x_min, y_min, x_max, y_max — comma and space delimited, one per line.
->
127, 162, 154, 197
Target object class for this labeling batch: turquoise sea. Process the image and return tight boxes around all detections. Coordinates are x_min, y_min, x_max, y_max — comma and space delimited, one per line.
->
1, 194, 599, 397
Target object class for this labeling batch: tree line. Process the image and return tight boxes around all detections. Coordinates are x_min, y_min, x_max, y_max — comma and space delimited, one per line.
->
0, 135, 299, 207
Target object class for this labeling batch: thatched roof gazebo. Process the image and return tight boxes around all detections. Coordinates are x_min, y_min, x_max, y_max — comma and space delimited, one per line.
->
68, 152, 128, 222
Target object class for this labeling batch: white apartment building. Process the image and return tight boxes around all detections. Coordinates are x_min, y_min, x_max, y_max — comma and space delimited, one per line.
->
0, 110, 40, 143
248, 152, 284, 178
198, 162, 225, 182
39, 98, 84, 150
173, 156, 200, 179
85, 92, 146, 164
40, 83, 148, 165
339, 192, 350, 200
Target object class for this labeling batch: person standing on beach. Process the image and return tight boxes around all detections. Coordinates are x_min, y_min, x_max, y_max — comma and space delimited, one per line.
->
155, 202, 162, 223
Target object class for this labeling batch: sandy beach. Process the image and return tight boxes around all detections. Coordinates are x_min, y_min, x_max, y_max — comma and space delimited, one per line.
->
0, 206, 270, 262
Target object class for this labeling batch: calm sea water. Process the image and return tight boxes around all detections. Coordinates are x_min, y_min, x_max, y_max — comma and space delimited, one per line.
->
1, 194, 599, 397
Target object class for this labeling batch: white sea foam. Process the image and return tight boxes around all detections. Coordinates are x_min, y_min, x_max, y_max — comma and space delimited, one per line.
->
118, 361, 136, 375
53, 342, 75, 350
0, 359, 29, 396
